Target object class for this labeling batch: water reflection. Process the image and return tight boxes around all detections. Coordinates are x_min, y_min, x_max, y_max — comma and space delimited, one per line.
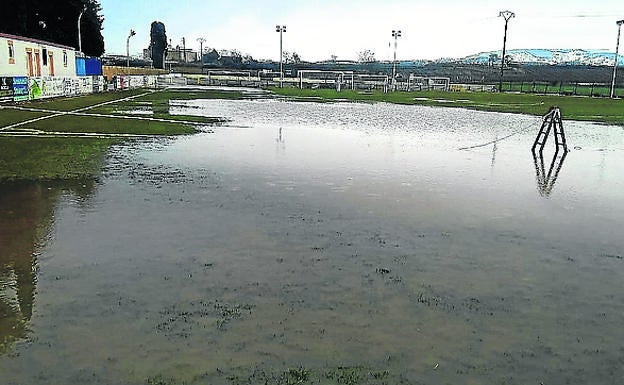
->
532, 149, 568, 197
0, 180, 96, 353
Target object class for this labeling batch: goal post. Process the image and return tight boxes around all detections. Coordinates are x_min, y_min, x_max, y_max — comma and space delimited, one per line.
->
298, 70, 355, 91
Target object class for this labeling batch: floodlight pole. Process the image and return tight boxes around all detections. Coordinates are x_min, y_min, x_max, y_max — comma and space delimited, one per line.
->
197, 37, 206, 66
610, 20, 624, 98
392, 29, 402, 91
276, 25, 286, 87
126, 29, 136, 67
499, 10, 515, 92
77, 6, 86, 53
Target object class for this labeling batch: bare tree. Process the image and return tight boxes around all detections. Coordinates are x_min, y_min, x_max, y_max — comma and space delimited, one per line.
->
357, 49, 376, 63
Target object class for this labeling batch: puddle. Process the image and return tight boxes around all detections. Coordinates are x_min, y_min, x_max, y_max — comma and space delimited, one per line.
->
1, 93, 623, 384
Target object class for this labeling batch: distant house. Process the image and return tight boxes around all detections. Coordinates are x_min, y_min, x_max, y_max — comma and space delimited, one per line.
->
0, 33, 77, 77
202, 49, 220, 65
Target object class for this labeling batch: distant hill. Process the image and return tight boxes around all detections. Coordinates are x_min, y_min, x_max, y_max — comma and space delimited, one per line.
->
445, 49, 624, 66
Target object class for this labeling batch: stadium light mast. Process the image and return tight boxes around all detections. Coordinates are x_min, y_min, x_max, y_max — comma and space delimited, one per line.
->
126, 29, 136, 67
392, 29, 402, 91
276, 25, 287, 87
77, 6, 86, 53
197, 37, 206, 65
610, 19, 624, 98
498, 10, 515, 92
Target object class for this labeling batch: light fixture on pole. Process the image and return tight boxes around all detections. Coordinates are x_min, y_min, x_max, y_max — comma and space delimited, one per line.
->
498, 10, 515, 92
77, 6, 86, 53
610, 19, 624, 98
126, 29, 136, 67
276, 25, 287, 87
392, 29, 402, 91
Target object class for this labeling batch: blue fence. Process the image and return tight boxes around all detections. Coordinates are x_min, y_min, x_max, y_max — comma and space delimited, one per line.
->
76, 57, 103, 76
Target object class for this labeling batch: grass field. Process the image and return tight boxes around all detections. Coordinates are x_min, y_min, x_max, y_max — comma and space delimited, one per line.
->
0, 88, 244, 181
500, 82, 620, 98
270, 87, 624, 125
0, 136, 118, 181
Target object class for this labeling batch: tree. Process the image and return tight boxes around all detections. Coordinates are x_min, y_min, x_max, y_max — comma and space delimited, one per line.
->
150, 21, 167, 69
357, 49, 376, 63
0, 0, 105, 56
282, 51, 301, 64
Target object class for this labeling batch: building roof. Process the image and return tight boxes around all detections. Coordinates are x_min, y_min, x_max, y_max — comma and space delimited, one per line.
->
0, 32, 76, 51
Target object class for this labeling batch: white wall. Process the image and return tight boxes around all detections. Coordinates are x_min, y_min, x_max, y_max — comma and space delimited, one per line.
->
0, 35, 76, 78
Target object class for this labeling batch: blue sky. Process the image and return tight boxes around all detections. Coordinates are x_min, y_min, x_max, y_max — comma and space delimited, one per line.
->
100, 0, 624, 61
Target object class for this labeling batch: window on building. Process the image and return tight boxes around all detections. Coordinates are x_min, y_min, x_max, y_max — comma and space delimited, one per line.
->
42, 48, 48, 66
8, 40, 15, 64
63, 51, 68, 67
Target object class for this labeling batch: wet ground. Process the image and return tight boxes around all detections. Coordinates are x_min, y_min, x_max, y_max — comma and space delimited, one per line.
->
1, 91, 624, 384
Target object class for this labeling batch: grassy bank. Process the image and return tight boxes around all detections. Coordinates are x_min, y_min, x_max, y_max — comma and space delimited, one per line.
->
0, 137, 117, 181
270, 88, 624, 125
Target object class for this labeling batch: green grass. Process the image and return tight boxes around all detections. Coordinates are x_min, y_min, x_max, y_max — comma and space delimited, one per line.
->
0, 88, 234, 181
0, 136, 117, 181
0, 109, 49, 127
136, 89, 246, 102
26, 89, 149, 111
270, 87, 624, 125
1, 89, 227, 136
20, 114, 197, 135
21, 89, 245, 114
500, 82, 622, 98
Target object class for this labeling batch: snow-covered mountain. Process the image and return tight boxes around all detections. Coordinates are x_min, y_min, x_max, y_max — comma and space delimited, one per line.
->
449, 49, 624, 66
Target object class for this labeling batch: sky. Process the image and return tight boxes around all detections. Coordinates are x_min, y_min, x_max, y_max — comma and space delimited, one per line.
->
99, 0, 624, 61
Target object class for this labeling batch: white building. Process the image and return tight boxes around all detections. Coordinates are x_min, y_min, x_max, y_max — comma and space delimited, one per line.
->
0, 33, 77, 77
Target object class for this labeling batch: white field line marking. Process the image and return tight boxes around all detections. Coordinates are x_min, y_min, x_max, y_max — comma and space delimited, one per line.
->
0, 131, 153, 138
0, 91, 157, 131
1, 105, 221, 125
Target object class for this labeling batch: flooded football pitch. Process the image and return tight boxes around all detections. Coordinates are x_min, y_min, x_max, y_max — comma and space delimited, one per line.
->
1, 92, 624, 384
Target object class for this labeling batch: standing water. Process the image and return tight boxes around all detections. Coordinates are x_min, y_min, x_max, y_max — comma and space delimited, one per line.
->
1, 93, 623, 384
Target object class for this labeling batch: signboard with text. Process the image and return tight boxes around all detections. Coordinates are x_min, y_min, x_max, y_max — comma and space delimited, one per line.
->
0, 77, 14, 102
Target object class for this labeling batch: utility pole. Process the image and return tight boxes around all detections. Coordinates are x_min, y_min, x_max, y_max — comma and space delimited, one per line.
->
276, 25, 287, 87
610, 20, 624, 98
498, 10, 515, 92
197, 37, 206, 66
126, 29, 136, 67
392, 29, 402, 91
77, 6, 86, 53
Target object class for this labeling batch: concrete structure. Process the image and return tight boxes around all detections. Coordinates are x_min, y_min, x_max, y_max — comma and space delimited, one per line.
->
166, 47, 197, 63
0, 33, 76, 77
